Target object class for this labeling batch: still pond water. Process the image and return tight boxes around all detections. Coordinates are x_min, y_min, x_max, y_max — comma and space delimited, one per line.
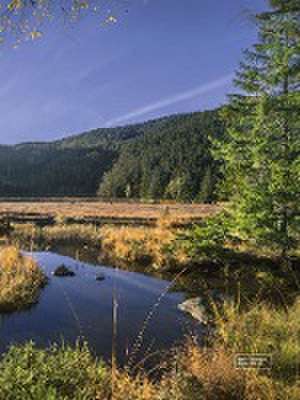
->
0, 247, 202, 366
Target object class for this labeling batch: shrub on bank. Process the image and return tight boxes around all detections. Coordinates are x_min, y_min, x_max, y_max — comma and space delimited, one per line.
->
0, 342, 110, 400
0, 246, 46, 312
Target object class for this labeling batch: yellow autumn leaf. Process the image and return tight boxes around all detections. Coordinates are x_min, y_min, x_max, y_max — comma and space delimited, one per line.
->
78, 1, 89, 9
8, 0, 23, 11
105, 15, 117, 24
30, 30, 42, 40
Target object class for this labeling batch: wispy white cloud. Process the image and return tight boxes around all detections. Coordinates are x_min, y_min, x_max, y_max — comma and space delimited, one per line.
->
105, 73, 234, 126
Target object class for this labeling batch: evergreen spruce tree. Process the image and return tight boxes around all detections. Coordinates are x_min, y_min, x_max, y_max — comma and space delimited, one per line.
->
197, 166, 214, 204
216, 0, 300, 256
165, 174, 188, 201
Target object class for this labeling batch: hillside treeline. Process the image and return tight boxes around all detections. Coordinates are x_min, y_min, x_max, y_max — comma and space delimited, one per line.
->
0, 110, 224, 201
98, 111, 224, 202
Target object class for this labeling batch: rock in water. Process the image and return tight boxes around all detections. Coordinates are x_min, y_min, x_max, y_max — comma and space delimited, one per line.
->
53, 265, 75, 277
178, 297, 208, 324
96, 274, 105, 281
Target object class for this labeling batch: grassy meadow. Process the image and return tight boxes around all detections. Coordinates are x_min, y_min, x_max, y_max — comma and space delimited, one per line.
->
0, 199, 221, 222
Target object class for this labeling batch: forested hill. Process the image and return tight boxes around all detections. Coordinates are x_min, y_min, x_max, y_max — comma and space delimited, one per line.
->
0, 109, 224, 199
98, 111, 224, 201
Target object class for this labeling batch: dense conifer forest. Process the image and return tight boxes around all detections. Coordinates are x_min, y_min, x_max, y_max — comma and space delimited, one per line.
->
0, 109, 224, 200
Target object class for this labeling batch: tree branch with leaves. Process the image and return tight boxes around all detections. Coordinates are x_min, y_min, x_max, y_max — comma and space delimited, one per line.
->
0, 0, 122, 45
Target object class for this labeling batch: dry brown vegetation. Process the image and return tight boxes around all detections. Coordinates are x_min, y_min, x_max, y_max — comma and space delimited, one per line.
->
0, 246, 46, 312
9, 213, 191, 268
178, 344, 273, 400
0, 200, 222, 223
100, 214, 189, 268
11, 219, 188, 271
12, 223, 101, 247
100, 225, 176, 268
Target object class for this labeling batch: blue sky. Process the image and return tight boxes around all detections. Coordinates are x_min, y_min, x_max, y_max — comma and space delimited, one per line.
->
0, 0, 267, 144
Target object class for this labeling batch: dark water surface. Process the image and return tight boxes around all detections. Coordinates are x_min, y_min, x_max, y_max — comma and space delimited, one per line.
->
0, 249, 202, 366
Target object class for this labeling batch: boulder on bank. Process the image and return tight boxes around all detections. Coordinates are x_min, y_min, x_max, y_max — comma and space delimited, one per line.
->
53, 264, 75, 277
178, 297, 208, 324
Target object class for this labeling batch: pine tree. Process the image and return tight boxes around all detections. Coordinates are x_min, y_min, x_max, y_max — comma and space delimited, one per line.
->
216, 0, 300, 256
197, 166, 214, 204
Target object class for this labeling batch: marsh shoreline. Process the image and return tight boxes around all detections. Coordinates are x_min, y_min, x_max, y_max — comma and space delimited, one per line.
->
8, 223, 300, 310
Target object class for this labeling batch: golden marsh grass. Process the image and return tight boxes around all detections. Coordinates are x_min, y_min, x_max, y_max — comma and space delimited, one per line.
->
0, 200, 222, 221
0, 246, 46, 312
